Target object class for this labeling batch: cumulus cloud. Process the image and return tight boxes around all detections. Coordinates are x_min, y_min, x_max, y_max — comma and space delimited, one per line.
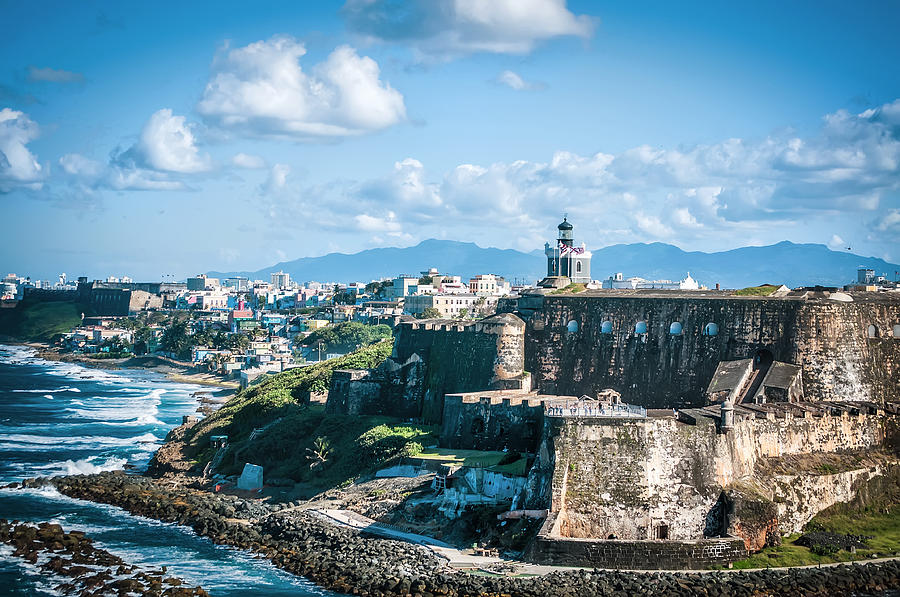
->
231, 152, 266, 169
264, 99, 900, 254
59, 153, 185, 192
260, 163, 291, 195
197, 36, 406, 139
359, 158, 441, 209
117, 109, 212, 173
27, 66, 84, 84
0, 108, 44, 192
343, 0, 594, 58
495, 70, 545, 91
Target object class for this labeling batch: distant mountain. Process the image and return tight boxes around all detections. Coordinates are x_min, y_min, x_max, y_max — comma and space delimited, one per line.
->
591, 241, 899, 288
208, 239, 545, 285
209, 239, 899, 289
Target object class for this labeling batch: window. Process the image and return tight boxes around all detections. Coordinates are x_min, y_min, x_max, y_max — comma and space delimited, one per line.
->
867, 325, 878, 338
567, 320, 578, 333
600, 321, 613, 334
703, 323, 719, 336
576, 261, 582, 273
894, 324, 900, 338
669, 322, 683, 335
635, 321, 648, 334
655, 524, 669, 540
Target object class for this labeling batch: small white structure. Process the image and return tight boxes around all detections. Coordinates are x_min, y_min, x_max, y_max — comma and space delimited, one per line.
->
237, 463, 263, 490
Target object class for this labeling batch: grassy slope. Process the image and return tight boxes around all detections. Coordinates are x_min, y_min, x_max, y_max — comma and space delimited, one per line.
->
0, 301, 82, 341
731, 473, 900, 569
185, 340, 438, 493
733, 285, 779, 296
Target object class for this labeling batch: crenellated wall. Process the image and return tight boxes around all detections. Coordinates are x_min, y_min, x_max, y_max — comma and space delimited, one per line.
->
392, 313, 527, 423
525, 292, 900, 408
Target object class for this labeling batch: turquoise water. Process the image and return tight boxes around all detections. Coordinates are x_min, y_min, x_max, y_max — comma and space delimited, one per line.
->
0, 344, 337, 596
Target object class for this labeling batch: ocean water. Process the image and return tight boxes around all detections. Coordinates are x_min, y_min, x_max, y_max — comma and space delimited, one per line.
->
0, 344, 336, 596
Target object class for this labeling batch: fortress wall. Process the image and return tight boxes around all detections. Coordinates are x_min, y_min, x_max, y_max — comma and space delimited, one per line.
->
393, 316, 525, 423
440, 394, 544, 452
525, 295, 900, 408
793, 301, 900, 402
536, 409, 889, 542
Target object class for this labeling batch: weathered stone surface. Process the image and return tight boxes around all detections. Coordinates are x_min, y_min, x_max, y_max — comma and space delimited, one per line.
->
524, 292, 900, 407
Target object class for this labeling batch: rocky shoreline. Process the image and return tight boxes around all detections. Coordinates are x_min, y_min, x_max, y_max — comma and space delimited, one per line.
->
0, 518, 208, 596
9, 473, 897, 597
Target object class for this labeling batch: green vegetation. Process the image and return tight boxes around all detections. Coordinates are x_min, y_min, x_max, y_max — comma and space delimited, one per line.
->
731, 508, 900, 569
0, 300, 83, 341
183, 340, 435, 492
300, 321, 392, 353
417, 448, 529, 476
734, 284, 779, 296
418, 307, 442, 319
550, 283, 587, 294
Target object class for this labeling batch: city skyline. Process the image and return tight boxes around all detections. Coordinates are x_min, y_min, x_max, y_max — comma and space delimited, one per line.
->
2, 1, 900, 280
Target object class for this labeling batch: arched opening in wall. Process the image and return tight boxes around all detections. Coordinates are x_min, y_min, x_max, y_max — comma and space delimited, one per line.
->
894, 324, 900, 338
654, 524, 669, 540
867, 325, 879, 338
470, 418, 484, 435
576, 261, 582, 274
567, 320, 578, 333
703, 322, 719, 336
669, 322, 683, 335
635, 321, 648, 334
600, 320, 613, 334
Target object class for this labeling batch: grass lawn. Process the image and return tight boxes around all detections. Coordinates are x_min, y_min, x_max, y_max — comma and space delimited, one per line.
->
417, 448, 529, 476
733, 285, 779, 296
731, 508, 900, 569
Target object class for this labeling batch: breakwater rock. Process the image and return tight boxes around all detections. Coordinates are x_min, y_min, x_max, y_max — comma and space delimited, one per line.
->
29, 473, 900, 596
0, 519, 207, 596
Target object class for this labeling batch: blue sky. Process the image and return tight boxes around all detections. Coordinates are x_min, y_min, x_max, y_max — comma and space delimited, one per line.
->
2, 0, 900, 280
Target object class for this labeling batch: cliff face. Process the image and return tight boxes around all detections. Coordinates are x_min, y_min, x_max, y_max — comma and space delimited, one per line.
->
525, 294, 900, 408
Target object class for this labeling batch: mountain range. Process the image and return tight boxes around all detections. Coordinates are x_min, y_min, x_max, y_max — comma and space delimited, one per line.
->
209, 239, 899, 289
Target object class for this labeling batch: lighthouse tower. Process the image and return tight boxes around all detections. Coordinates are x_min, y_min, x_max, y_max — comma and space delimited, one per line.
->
544, 216, 592, 284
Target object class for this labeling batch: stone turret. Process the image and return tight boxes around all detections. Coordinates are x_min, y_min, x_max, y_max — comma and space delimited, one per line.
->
720, 399, 735, 432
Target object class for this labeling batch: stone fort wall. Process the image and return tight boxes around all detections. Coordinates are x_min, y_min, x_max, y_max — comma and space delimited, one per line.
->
525, 294, 900, 408
525, 404, 892, 547
391, 314, 526, 423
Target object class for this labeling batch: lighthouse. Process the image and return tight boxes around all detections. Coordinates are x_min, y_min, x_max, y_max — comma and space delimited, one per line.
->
544, 216, 592, 284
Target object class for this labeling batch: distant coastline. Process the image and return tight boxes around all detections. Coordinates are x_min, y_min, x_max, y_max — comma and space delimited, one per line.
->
13, 341, 239, 392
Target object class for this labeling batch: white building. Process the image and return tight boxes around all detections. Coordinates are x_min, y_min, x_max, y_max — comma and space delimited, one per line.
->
468, 274, 511, 296
271, 271, 291, 289
602, 272, 700, 290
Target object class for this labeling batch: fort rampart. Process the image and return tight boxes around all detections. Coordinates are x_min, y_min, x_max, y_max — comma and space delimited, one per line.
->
525, 292, 900, 407
526, 402, 895, 547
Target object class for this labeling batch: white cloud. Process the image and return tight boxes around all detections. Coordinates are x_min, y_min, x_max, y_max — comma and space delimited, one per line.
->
260, 163, 291, 195
59, 153, 185, 192
827, 234, 847, 250
343, 0, 594, 58
355, 212, 402, 233
496, 69, 545, 91
0, 108, 44, 192
267, 98, 900, 253
231, 152, 266, 169
126, 109, 212, 173
197, 37, 406, 139
359, 158, 441, 208
27, 66, 84, 84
